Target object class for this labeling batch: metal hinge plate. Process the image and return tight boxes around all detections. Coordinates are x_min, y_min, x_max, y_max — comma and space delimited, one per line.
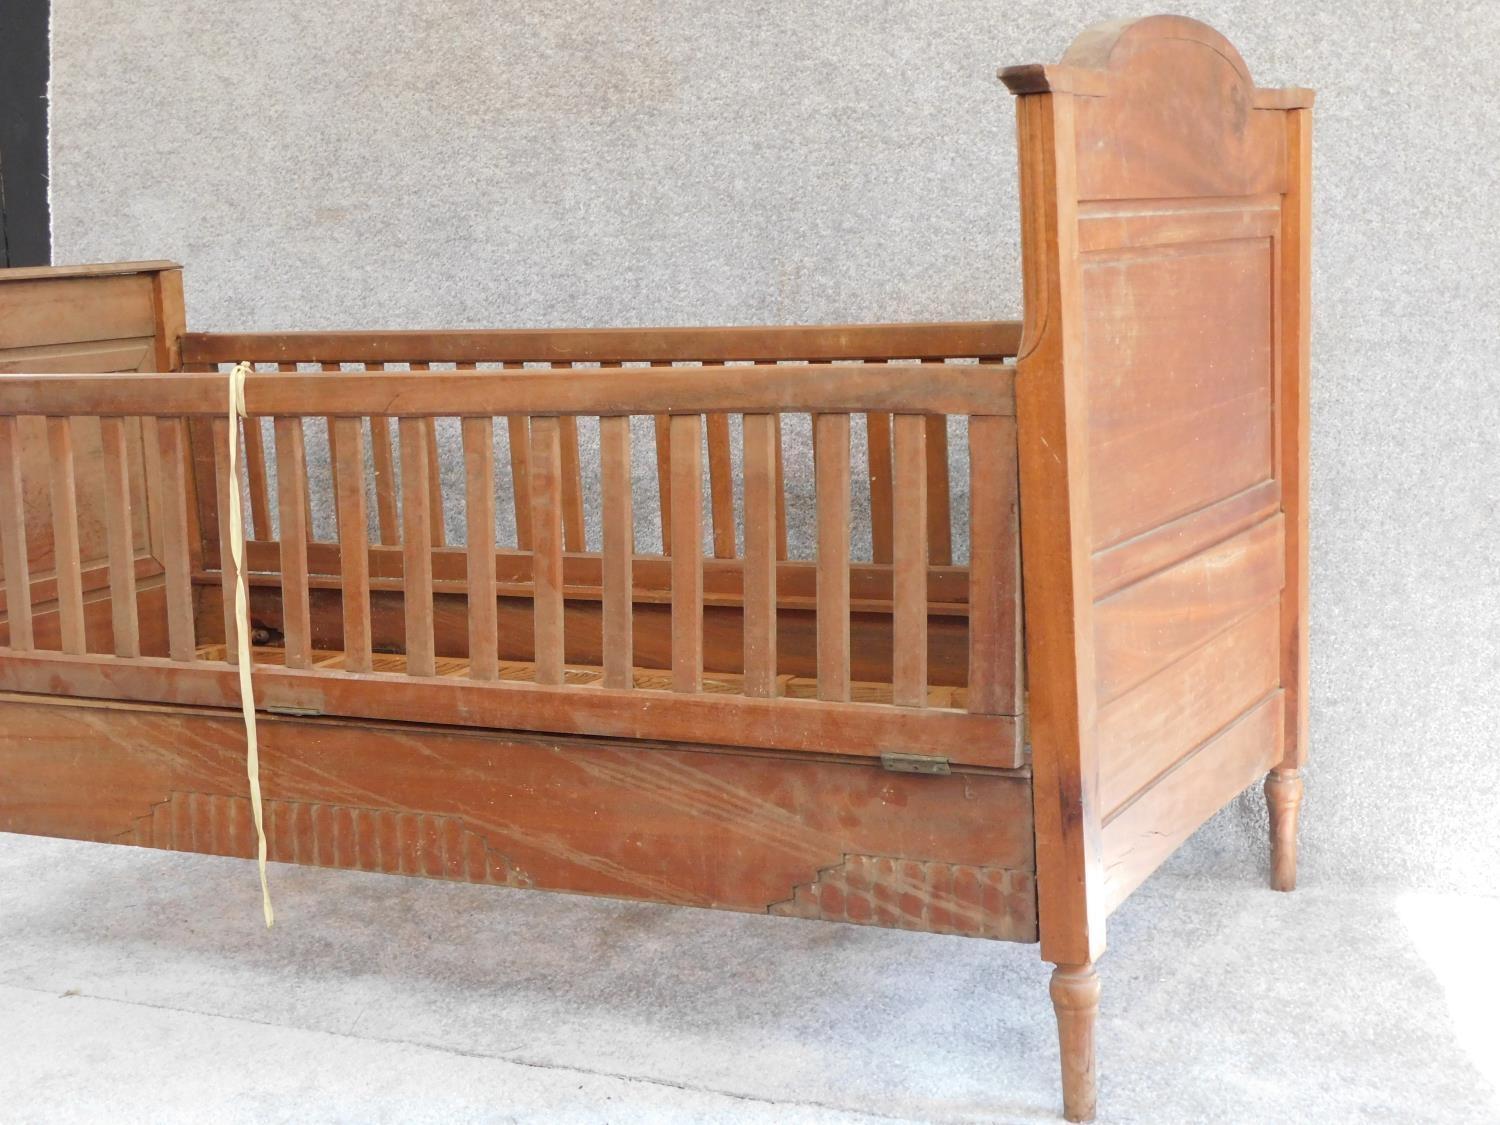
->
880, 752, 952, 775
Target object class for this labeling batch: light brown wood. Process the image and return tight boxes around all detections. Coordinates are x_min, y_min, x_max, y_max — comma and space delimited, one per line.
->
154, 417, 197, 661
273, 418, 312, 668
1050, 963, 1100, 1122
967, 416, 1020, 715
923, 414, 952, 565
368, 396, 400, 547
240, 414, 274, 540
669, 413, 703, 692
506, 410, 533, 549
334, 417, 373, 674
599, 415, 633, 689
408, 365, 447, 550
462, 418, 498, 682
1265, 766, 1303, 892
706, 412, 736, 558
891, 414, 928, 707
814, 413, 850, 702
653, 412, 673, 555
866, 411, 893, 564
398, 417, 436, 676
558, 412, 586, 554
529, 416, 565, 685
0, 417, 33, 650
741, 413, 778, 697
209, 419, 238, 664
99, 417, 141, 658
46, 417, 88, 655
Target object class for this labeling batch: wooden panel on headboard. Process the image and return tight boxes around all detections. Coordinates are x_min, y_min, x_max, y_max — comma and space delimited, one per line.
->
1004, 17, 1313, 962
0, 261, 184, 652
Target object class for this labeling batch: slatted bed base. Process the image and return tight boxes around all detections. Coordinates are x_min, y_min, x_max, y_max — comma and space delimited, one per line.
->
196, 643, 979, 710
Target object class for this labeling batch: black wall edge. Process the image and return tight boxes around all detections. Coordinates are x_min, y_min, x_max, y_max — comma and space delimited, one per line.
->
0, 0, 52, 267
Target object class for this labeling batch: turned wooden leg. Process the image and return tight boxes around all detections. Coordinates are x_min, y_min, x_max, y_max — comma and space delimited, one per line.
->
1050, 962, 1100, 1123
1265, 767, 1304, 892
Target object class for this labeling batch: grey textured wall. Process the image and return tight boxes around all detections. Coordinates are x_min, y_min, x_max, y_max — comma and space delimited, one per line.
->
48, 2, 1500, 896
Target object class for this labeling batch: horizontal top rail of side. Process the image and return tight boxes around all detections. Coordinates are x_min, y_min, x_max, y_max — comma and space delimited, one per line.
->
180, 321, 1023, 365
0, 363, 1017, 418
0, 260, 181, 284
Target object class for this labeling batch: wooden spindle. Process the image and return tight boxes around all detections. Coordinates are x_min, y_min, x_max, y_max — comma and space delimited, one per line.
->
742, 413, 779, 696
670, 413, 703, 692
967, 416, 1020, 714
410, 364, 446, 548
530, 416, 565, 685
814, 413, 850, 701
867, 411, 894, 563
706, 412, 736, 558
321, 363, 342, 540
508, 412, 534, 549
399, 417, 436, 676
654, 411, 672, 555
462, 417, 498, 681
335, 417, 373, 674
559, 419, 585, 553
925, 413, 952, 566
156, 417, 197, 661
46, 417, 87, 655
0, 416, 33, 650
274, 417, 313, 668
772, 411, 788, 561
600, 414, 633, 689
367, 364, 400, 546
892, 414, 928, 706
210, 418, 239, 663
99, 417, 140, 658
241, 410, 273, 540
279, 364, 317, 540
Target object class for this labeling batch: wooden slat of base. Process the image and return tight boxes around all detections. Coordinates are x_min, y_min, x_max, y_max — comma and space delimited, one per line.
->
599, 415, 633, 689
742, 413, 778, 696
100, 417, 141, 659
814, 413, 851, 702
653, 411, 672, 555
892, 414, 928, 707
462, 417, 498, 681
0, 416, 34, 649
867, 411, 893, 564
46, 417, 88, 655
0, 649, 1022, 768
530, 416, 565, 685
706, 412, 736, 558
209, 419, 239, 663
398, 417, 436, 676
154, 418, 197, 661
334, 417, 373, 674
966, 416, 1021, 715
273, 418, 313, 668
924, 413, 952, 566
669, 413, 703, 692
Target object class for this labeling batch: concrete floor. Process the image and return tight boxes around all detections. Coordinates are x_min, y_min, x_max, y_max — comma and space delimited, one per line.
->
0, 834, 1494, 1124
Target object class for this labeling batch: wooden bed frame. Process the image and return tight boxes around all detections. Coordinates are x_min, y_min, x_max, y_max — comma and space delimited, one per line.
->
0, 17, 1310, 1121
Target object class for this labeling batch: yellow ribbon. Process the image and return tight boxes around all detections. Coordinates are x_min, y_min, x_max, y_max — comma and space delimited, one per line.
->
228, 361, 274, 927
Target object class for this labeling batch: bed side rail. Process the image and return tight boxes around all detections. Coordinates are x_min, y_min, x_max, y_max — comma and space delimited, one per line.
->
1004, 16, 1313, 961
0, 363, 1024, 770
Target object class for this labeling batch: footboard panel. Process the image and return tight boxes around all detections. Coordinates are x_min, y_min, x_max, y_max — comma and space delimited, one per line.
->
0, 693, 1037, 941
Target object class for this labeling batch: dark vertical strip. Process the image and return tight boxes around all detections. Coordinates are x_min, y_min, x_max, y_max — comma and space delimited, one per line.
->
0, 0, 51, 266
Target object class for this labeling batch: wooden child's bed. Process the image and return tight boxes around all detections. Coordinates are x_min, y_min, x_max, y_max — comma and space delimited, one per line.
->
0, 17, 1310, 1121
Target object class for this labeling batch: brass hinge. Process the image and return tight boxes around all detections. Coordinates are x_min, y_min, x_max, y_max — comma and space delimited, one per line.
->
880, 752, 951, 775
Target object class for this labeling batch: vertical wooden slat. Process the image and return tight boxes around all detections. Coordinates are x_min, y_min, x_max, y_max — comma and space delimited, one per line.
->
155, 417, 197, 661
462, 416, 498, 681
210, 418, 238, 664
279, 363, 316, 540
814, 413, 850, 701
321, 362, 341, 540
559, 423, 585, 553
335, 417, 373, 674
410, 363, 446, 548
653, 411, 672, 555
504, 364, 533, 549
742, 413, 778, 697
0, 416, 33, 650
274, 417, 312, 669
706, 412, 736, 558
399, 417, 436, 676
241, 410, 273, 540
867, 411, 894, 563
46, 417, 87, 655
925, 412, 952, 565
968, 415, 1020, 714
670, 413, 703, 692
600, 414, 633, 689
366, 364, 400, 546
893, 414, 929, 706
772, 412, 789, 561
530, 416, 565, 684
100, 417, 140, 658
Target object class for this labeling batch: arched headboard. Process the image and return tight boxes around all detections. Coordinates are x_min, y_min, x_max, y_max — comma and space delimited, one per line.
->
1002, 16, 1313, 965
